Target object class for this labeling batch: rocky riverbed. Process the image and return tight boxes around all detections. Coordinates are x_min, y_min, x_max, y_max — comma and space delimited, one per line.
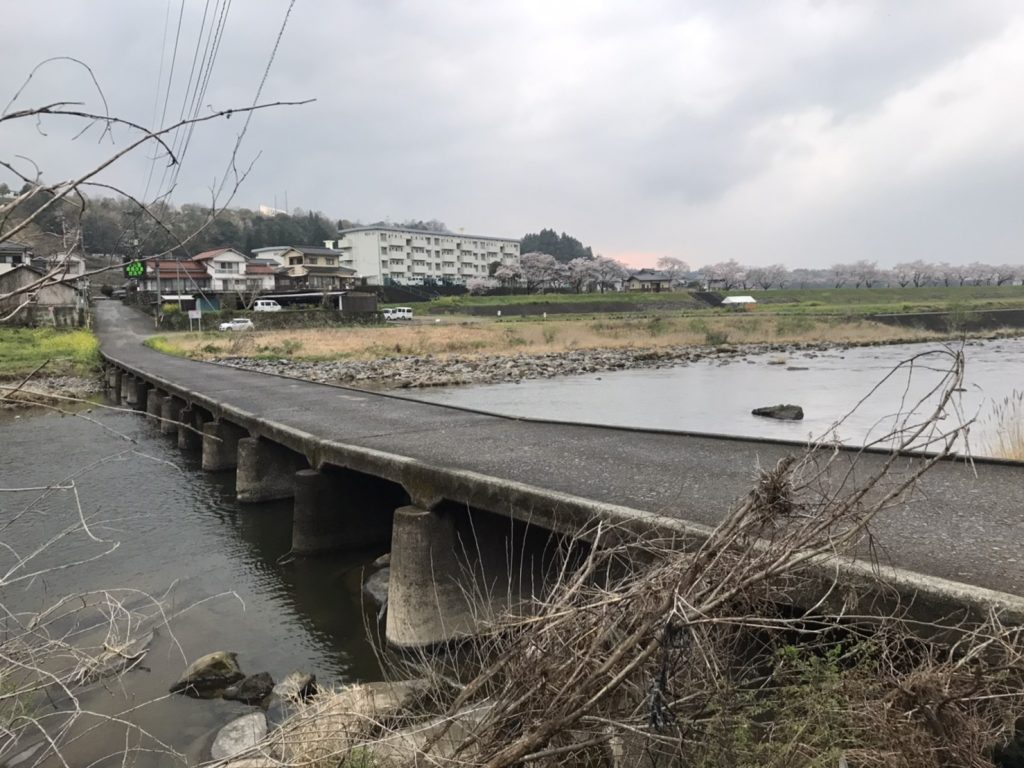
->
0, 374, 104, 409
210, 342, 852, 390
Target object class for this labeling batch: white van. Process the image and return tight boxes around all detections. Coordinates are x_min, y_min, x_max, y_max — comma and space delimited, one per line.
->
391, 306, 413, 320
253, 299, 282, 312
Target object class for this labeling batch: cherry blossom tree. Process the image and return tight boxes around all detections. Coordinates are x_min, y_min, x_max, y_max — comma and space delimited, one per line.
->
567, 257, 599, 293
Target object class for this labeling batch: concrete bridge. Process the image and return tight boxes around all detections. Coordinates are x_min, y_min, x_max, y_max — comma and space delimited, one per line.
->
95, 302, 1024, 645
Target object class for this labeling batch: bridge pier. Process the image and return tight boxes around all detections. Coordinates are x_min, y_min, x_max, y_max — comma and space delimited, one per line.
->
111, 369, 123, 403
385, 505, 476, 648
236, 437, 307, 503
202, 420, 247, 471
160, 396, 184, 435
131, 378, 150, 411
177, 406, 206, 451
291, 467, 401, 555
123, 375, 138, 406
146, 390, 166, 423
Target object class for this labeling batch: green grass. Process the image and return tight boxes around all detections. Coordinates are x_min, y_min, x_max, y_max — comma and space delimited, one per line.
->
0, 328, 100, 378
398, 285, 1024, 319
427, 291, 703, 309
722, 285, 1024, 314
144, 335, 188, 357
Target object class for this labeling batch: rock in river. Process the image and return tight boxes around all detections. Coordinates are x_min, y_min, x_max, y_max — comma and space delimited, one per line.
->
210, 712, 267, 761
224, 672, 275, 706
363, 567, 390, 608
751, 404, 804, 421
272, 671, 318, 702
169, 650, 244, 698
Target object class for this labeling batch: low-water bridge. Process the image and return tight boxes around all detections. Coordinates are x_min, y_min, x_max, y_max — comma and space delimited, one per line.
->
95, 302, 1024, 645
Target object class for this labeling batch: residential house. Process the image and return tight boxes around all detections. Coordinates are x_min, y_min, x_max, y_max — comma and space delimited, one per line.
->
32, 253, 87, 279
625, 269, 675, 292
136, 250, 277, 307
140, 259, 211, 294
191, 248, 255, 292
0, 265, 86, 326
252, 245, 356, 291
0, 241, 33, 275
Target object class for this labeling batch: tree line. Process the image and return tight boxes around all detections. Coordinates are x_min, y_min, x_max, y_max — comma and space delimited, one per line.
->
698, 258, 1024, 290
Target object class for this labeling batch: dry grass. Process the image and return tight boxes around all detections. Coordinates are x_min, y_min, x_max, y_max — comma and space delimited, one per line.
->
156, 315, 950, 362
986, 390, 1024, 461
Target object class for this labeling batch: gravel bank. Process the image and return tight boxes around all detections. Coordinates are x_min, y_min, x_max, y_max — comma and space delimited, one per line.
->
0, 374, 104, 409
209, 343, 845, 390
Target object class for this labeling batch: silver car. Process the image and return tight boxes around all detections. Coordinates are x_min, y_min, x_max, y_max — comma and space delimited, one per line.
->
218, 318, 254, 331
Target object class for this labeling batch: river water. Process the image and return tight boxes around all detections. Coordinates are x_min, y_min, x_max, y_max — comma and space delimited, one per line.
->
0, 403, 382, 766
411, 337, 1024, 456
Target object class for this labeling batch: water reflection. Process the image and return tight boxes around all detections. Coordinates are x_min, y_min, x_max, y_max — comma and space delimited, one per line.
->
0, 402, 383, 766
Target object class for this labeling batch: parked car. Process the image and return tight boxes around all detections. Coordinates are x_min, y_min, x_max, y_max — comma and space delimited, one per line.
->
219, 318, 254, 331
383, 306, 414, 321
253, 299, 282, 312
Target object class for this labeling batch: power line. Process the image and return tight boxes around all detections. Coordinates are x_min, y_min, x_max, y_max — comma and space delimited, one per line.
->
152, 0, 219, 206
140, 0, 172, 200
215, 0, 296, 200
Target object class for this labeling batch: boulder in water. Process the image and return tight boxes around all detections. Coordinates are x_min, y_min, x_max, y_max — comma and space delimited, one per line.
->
751, 404, 804, 421
210, 712, 267, 761
170, 651, 244, 698
224, 672, 275, 706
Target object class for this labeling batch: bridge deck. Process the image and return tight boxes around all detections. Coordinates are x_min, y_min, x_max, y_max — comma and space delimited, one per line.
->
95, 302, 1024, 596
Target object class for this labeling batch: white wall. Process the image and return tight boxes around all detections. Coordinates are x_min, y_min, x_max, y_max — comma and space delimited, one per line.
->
336, 228, 521, 286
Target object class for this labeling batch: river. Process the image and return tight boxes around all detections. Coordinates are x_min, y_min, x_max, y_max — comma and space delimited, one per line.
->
0, 403, 382, 766
410, 337, 1024, 456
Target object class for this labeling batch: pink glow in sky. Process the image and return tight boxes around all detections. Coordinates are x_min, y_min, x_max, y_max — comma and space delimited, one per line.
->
604, 251, 663, 269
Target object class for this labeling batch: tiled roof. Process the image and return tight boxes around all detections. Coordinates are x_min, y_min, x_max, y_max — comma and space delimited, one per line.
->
629, 270, 673, 281
191, 248, 245, 261
292, 246, 343, 256
0, 240, 32, 254
148, 260, 208, 278
302, 264, 356, 275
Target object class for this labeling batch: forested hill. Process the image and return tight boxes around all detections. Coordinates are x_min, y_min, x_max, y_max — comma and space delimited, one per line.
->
1, 184, 594, 261
81, 198, 338, 256
520, 228, 594, 263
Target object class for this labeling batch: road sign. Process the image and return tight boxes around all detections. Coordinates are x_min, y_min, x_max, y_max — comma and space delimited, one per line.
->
123, 260, 145, 279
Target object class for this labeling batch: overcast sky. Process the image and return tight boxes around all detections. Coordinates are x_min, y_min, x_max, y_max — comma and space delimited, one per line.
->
5, 1, 1024, 267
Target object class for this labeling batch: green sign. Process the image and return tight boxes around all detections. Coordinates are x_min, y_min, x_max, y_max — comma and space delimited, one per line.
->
124, 260, 145, 278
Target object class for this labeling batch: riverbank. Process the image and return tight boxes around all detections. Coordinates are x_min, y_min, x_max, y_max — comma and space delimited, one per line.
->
0, 327, 99, 376
205, 331, 1020, 390
0, 373, 104, 409
148, 311, 1004, 388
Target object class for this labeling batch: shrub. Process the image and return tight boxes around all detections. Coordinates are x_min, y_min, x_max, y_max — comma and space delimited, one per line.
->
704, 330, 729, 345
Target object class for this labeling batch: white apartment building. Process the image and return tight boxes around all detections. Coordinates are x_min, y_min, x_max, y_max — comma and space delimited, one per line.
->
326, 227, 521, 286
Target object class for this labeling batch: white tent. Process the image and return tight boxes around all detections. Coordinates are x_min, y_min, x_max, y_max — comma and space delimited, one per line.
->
721, 295, 757, 305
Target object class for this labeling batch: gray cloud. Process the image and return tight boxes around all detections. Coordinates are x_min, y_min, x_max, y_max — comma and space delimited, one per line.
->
4, 1, 1023, 267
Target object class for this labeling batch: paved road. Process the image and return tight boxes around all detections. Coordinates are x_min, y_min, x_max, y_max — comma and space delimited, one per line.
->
95, 302, 1024, 596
